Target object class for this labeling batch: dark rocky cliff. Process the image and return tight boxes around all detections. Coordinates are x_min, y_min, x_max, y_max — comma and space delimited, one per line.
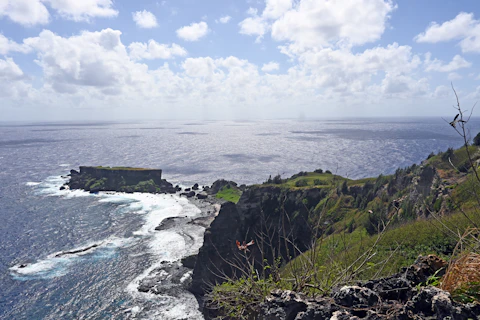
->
190, 185, 327, 296
66, 166, 177, 193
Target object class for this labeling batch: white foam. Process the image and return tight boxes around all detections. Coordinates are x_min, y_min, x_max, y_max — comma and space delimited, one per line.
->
10, 258, 71, 279
59, 164, 70, 167
26, 173, 208, 318
180, 271, 192, 284
26, 182, 41, 186
10, 236, 134, 280
140, 292, 204, 320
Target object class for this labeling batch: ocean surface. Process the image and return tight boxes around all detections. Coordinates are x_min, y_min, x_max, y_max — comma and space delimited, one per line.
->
0, 118, 477, 319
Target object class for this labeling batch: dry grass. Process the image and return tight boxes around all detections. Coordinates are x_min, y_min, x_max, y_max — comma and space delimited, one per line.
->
442, 252, 480, 293
440, 227, 480, 303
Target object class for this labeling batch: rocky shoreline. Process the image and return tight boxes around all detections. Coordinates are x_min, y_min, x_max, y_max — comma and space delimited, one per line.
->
134, 193, 223, 299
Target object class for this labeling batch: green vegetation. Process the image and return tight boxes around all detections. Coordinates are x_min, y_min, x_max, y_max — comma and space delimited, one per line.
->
216, 185, 242, 203
210, 136, 480, 317
262, 171, 349, 189
119, 179, 159, 193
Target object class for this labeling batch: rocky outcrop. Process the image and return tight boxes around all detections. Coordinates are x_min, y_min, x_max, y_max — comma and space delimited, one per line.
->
65, 166, 176, 193
258, 255, 480, 319
190, 185, 327, 296
205, 179, 238, 195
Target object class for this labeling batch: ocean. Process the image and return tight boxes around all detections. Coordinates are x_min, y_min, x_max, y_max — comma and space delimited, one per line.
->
0, 118, 475, 319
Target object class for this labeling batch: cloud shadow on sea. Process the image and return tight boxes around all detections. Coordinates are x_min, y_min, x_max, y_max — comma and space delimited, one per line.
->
0, 139, 68, 148
177, 132, 208, 135
222, 153, 278, 163
289, 129, 459, 141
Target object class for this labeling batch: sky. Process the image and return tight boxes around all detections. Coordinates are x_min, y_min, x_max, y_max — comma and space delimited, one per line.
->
1, 0, 480, 121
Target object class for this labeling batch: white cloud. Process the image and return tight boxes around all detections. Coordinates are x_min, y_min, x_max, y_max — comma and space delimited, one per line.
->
0, 57, 30, 97
182, 57, 217, 78
448, 72, 462, 81
239, 0, 394, 49
132, 10, 158, 28
216, 15, 231, 24
433, 85, 451, 99
24, 28, 134, 94
129, 40, 187, 60
176, 21, 209, 41
0, 57, 24, 80
0, 34, 31, 55
415, 12, 480, 53
43, 0, 118, 21
424, 53, 471, 72
415, 12, 474, 43
262, 0, 292, 19
262, 61, 279, 72
0, 0, 50, 26
239, 15, 268, 43
0, 0, 118, 25
1, 21, 448, 119
272, 0, 395, 50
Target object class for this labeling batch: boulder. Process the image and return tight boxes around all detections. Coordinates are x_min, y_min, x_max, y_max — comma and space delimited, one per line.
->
181, 191, 196, 198
207, 179, 238, 195
333, 286, 379, 309
196, 192, 208, 199
181, 255, 197, 269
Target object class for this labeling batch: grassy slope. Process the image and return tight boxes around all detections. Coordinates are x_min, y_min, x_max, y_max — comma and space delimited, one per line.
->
282, 145, 480, 284
216, 186, 242, 204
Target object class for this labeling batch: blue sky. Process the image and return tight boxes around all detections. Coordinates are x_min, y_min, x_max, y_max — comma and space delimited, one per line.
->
1, 0, 480, 121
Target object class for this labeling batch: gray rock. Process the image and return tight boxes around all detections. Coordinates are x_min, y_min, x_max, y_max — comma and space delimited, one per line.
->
196, 192, 208, 199
333, 286, 379, 308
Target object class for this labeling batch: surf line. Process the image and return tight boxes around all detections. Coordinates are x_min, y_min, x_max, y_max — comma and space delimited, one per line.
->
17, 242, 104, 269
53, 242, 103, 258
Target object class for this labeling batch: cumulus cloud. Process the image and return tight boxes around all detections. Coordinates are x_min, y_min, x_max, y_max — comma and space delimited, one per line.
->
132, 10, 158, 28
415, 12, 480, 53
262, 0, 292, 19
239, 16, 267, 40
424, 53, 471, 72
43, 0, 118, 21
0, 0, 118, 25
0, 57, 30, 97
448, 72, 462, 81
272, 0, 395, 50
262, 62, 279, 72
23, 28, 135, 94
381, 73, 428, 97
176, 21, 209, 41
0, 34, 31, 55
0, 0, 50, 26
216, 15, 231, 24
0, 57, 25, 80
238, 0, 395, 49
182, 57, 217, 78
128, 40, 187, 60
